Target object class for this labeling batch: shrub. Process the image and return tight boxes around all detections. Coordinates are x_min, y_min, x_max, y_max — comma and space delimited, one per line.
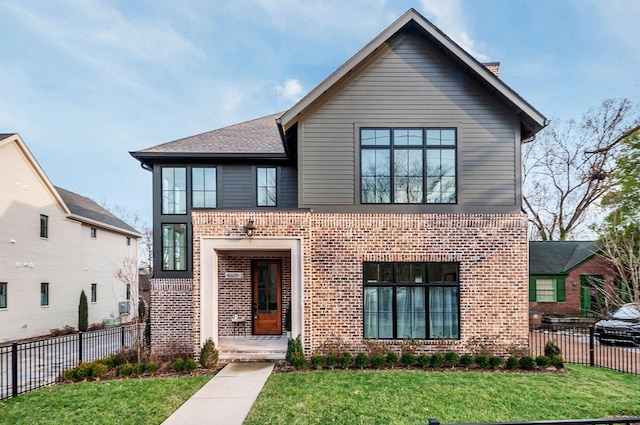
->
75, 362, 93, 380
355, 352, 368, 369
99, 354, 120, 369
184, 358, 198, 373
326, 352, 339, 369
146, 361, 159, 374
339, 351, 353, 369
400, 352, 417, 367
535, 355, 551, 367
544, 341, 562, 359
370, 353, 385, 369
78, 290, 88, 332
489, 356, 503, 369
444, 351, 459, 367
551, 356, 565, 370
417, 354, 431, 368
430, 353, 444, 368
505, 356, 519, 370
310, 354, 324, 370
519, 355, 536, 370
475, 355, 490, 369
133, 362, 146, 376
117, 362, 134, 377
171, 359, 186, 373
199, 338, 219, 369
286, 336, 306, 369
386, 351, 398, 367
460, 354, 473, 367
91, 363, 108, 379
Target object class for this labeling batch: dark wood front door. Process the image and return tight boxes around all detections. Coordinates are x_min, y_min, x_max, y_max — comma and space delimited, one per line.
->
253, 261, 281, 335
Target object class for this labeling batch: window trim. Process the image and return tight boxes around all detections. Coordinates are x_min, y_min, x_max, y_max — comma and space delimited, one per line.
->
40, 214, 48, 239
256, 166, 278, 207
191, 166, 218, 208
161, 223, 188, 271
0, 282, 7, 309
359, 127, 458, 205
363, 262, 460, 340
40, 282, 49, 307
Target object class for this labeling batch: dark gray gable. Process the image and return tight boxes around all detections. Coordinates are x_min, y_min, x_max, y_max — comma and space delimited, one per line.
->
529, 241, 600, 275
55, 186, 139, 235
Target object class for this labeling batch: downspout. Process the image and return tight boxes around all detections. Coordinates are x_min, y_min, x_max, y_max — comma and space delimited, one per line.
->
275, 118, 290, 158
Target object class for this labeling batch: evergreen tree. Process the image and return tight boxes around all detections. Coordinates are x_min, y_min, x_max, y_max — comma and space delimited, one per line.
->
78, 290, 88, 332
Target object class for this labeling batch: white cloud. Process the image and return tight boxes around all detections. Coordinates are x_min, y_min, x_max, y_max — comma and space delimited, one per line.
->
276, 79, 305, 103
419, 0, 489, 62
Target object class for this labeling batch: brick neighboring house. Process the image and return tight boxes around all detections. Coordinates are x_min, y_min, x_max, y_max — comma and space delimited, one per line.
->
529, 241, 616, 318
131, 9, 547, 357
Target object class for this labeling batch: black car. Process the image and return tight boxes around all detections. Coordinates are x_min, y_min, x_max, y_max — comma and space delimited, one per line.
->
594, 303, 640, 346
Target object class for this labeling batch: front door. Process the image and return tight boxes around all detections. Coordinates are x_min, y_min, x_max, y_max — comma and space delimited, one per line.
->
253, 261, 281, 335
581, 274, 604, 316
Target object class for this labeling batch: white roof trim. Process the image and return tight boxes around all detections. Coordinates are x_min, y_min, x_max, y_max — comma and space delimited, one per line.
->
280, 8, 546, 134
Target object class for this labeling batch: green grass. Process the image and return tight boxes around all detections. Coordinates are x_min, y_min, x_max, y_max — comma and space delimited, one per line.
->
245, 365, 640, 425
0, 375, 211, 425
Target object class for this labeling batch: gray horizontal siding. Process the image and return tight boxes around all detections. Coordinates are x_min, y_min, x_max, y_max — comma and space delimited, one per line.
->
298, 30, 519, 212
220, 166, 254, 208
280, 166, 298, 208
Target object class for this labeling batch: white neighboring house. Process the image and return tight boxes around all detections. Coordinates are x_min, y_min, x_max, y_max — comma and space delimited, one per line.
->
0, 134, 141, 343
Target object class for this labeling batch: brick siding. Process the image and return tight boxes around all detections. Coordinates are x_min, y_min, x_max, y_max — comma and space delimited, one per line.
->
152, 211, 529, 357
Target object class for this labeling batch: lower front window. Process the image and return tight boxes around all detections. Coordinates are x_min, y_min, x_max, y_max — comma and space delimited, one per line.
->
363, 262, 459, 339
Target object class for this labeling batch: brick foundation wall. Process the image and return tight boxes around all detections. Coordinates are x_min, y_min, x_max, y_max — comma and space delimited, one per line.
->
150, 278, 194, 354
185, 211, 529, 358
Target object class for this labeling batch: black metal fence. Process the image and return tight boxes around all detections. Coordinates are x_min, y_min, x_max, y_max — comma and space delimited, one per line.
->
529, 324, 640, 375
428, 418, 640, 425
0, 324, 140, 400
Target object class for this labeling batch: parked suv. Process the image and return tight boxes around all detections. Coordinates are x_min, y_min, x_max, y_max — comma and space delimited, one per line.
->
594, 303, 640, 346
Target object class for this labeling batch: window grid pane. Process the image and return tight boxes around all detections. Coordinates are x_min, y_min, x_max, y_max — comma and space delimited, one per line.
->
162, 224, 187, 271
257, 167, 277, 206
192, 168, 217, 208
536, 279, 556, 302
91, 283, 97, 303
41, 283, 49, 306
0, 283, 6, 309
40, 215, 48, 238
162, 167, 187, 214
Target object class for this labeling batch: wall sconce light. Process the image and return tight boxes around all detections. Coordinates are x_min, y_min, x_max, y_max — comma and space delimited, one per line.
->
243, 219, 256, 237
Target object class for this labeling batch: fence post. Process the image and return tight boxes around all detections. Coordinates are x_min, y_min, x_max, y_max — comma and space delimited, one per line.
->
589, 326, 595, 367
11, 343, 18, 398
78, 332, 83, 364
121, 326, 125, 347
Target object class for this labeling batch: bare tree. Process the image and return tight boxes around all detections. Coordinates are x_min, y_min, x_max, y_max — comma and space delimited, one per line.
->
113, 256, 149, 363
523, 98, 639, 240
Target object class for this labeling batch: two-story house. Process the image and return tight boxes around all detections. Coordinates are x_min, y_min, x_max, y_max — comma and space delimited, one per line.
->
1, 133, 140, 342
131, 9, 547, 357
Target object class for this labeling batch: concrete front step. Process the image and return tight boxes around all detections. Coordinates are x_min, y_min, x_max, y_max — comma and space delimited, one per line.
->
219, 351, 286, 361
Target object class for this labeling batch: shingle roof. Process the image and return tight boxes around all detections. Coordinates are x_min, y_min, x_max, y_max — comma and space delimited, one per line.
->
133, 113, 284, 156
55, 186, 139, 235
529, 241, 601, 275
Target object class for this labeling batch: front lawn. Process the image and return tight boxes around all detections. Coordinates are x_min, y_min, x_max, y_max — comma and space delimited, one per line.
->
245, 365, 640, 425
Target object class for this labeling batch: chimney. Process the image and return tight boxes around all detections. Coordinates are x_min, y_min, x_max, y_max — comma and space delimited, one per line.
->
483, 62, 500, 77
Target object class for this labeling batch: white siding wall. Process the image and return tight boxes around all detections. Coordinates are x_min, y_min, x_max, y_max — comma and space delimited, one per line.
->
0, 139, 137, 342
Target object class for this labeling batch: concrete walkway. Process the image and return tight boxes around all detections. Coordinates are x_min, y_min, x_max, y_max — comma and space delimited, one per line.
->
162, 362, 274, 425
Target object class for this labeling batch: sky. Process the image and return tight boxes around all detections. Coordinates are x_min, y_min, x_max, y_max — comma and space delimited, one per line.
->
1, 0, 639, 229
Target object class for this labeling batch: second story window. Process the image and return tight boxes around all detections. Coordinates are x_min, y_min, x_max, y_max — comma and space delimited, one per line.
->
91, 283, 97, 303
126, 237, 131, 246
40, 214, 48, 238
162, 167, 187, 214
257, 167, 277, 207
360, 128, 457, 204
192, 167, 217, 208
162, 223, 187, 271
40, 283, 49, 306
90, 227, 97, 238
0, 282, 7, 309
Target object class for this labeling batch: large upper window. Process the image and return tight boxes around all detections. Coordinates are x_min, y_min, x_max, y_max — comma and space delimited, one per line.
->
162, 167, 187, 214
361, 128, 456, 204
257, 167, 277, 207
162, 223, 187, 271
363, 262, 459, 339
40, 215, 48, 238
192, 167, 217, 208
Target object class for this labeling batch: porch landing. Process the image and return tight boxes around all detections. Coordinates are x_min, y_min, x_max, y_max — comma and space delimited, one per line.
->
218, 335, 288, 361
